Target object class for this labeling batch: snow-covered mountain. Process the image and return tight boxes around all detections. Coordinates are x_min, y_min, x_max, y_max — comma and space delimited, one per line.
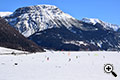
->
0, 12, 12, 17
82, 18, 120, 31
4, 5, 120, 51
5, 5, 81, 37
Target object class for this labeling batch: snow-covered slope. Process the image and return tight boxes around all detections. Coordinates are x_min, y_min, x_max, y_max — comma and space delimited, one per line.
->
5, 5, 78, 37
0, 12, 12, 17
82, 18, 120, 31
0, 47, 27, 54
0, 51, 120, 80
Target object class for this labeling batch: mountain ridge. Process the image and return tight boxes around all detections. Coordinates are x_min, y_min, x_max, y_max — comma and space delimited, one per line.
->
3, 5, 120, 51
82, 18, 120, 31
4, 5, 82, 37
2, 5, 120, 37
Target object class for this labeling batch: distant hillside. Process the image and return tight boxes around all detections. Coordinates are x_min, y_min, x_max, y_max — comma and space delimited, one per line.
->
0, 12, 12, 17
0, 17, 44, 52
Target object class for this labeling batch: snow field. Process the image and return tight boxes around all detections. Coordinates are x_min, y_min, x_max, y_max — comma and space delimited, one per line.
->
0, 51, 120, 80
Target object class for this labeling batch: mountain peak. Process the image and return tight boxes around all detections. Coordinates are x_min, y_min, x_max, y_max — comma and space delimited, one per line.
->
13, 4, 62, 15
13, 4, 73, 18
82, 18, 120, 31
5, 4, 75, 37
82, 18, 101, 25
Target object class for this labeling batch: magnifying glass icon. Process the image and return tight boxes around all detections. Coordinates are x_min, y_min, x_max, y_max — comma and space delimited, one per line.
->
104, 64, 117, 77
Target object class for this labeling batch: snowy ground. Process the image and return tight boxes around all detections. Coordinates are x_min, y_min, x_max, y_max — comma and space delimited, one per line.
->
0, 47, 27, 55
0, 47, 28, 54
0, 48, 120, 80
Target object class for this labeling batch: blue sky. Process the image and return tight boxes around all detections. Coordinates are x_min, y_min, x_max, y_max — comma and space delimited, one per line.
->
0, 0, 120, 25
